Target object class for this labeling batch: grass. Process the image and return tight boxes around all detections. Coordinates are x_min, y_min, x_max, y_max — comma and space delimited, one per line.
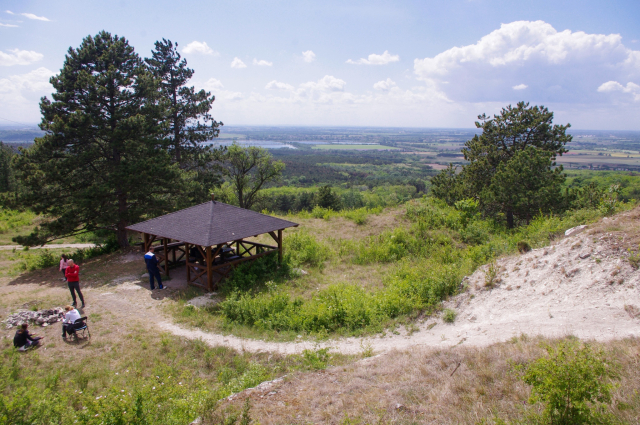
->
442, 308, 457, 323
0, 306, 354, 424
220, 335, 640, 424
0, 209, 36, 245
169, 197, 629, 339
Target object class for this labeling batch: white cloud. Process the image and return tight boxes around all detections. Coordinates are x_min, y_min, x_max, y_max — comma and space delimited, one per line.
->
218, 91, 243, 101
0, 49, 44, 66
0, 67, 53, 92
373, 78, 397, 91
413, 20, 640, 104
513, 84, 528, 90
5, 10, 14, 15
265, 80, 294, 91
202, 78, 224, 91
0, 67, 54, 122
231, 57, 247, 69
253, 58, 272, 67
21, 13, 50, 21
0, 23, 18, 27
597, 81, 640, 101
300, 75, 346, 92
182, 41, 217, 56
347, 50, 399, 65
195, 78, 243, 101
302, 50, 316, 63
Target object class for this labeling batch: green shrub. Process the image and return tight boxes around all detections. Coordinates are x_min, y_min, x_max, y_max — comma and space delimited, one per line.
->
517, 241, 532, 253
442, 308, 456, 323
220, 254, 289, 293
627, 246, 640, 270
302, 348, 331, 370
520, 340, 619, 425
220, 197, 617, 336
286, 230, 331, 268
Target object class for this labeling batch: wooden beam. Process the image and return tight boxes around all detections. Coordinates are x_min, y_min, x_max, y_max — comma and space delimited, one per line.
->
206, 246, 213, 291
143, 233, 149, 252
185, 243, 191, 283
278, 229, 283, 263
268, 231, 278, 244
163, 238, 169, 278
211, 248, 278, 272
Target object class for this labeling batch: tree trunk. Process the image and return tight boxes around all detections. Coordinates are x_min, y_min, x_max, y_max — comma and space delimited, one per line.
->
507, 210, 514, 229
116, 221, 129, 248
116, 192, 130, 248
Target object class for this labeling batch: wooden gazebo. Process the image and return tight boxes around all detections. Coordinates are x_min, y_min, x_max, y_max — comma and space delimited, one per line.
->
126, 198, 298, 291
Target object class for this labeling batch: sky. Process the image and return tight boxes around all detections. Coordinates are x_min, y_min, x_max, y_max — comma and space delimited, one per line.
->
1, 0, 639, 130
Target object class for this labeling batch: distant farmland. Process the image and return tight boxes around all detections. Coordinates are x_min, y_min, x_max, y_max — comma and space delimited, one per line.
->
312, 144, 399, 150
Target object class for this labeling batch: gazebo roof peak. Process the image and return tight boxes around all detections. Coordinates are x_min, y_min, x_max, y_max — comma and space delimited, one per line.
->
126, 200, 298, 247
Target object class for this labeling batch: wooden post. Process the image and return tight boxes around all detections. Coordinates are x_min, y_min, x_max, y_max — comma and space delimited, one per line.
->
143, 233, 149, 252
278, 229, 283, 263
206, 246, 213, 291
185, 243, 191, 283
163, 238, 169, 278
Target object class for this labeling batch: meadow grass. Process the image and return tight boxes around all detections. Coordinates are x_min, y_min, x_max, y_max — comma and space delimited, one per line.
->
222, 336, 640, 424
0, 321, 353, 424
207, 197, 624, 338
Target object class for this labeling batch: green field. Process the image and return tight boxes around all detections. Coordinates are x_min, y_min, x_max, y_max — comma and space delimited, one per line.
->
312, 144, 399, 150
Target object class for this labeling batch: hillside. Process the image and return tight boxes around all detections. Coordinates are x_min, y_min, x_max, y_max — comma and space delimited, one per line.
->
214, 206, 640, 423
1, 205, 639, 423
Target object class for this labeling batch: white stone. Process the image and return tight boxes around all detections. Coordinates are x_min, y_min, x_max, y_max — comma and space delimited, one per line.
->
565, 225, 587, 237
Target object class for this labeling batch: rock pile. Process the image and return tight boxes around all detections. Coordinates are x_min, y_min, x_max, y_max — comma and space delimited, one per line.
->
5, 307, 65, 329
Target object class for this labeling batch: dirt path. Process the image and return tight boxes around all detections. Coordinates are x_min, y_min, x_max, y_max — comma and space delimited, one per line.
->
4, 211, 639, 356
96, 213, 640, 355
0, 243, 96, 250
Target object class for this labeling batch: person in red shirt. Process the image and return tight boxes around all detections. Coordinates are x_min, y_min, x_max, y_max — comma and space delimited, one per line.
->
64, 259, 85, 308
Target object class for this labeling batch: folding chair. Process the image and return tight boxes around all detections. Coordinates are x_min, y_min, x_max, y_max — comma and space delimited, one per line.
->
71, 316, 91, 341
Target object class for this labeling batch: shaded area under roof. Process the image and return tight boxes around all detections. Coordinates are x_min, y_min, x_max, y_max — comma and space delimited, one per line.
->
126, 201, 298, 247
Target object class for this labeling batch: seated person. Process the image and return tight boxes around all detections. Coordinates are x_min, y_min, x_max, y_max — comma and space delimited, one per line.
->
62, 305, 82, 338
13, 323, 43, 350
189, 246, 204, 261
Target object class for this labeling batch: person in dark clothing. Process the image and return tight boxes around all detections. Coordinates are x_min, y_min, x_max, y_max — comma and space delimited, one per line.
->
144, 250, 164, 290
13, 323, 43, 350
64, 259, 85, 308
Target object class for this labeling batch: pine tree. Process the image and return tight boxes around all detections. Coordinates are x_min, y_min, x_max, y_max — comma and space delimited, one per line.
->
146, 39, 223, 204
431, 102, 572, 227
12, 32, 182, 247
317, 185, 341, 210
145, 39, 222, 163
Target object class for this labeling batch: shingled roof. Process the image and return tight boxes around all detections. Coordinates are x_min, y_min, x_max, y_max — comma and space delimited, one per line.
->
126, 201, 298, 247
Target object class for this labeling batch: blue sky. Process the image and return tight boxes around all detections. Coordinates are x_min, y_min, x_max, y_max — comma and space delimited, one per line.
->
1, 0, 639, 129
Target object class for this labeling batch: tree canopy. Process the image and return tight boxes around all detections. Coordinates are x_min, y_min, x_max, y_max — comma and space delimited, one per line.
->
431, 102, 572, 227
12, 32, 183, 247
217, 143, 284, 210
145, 39, 221, 165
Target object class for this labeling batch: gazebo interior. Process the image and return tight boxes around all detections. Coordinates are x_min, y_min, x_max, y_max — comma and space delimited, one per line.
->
126, 198, 298, 291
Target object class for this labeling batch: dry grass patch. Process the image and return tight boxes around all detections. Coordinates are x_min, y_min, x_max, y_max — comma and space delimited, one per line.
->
281, 206, 409, 243
219, 336, 640, 424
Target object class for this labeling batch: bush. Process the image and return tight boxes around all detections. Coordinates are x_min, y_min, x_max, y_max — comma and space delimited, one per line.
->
220, 254, 289, 293
520, 340, 619, 425
286, 230, 331, 268
442, 308, 456, 323
517, 241, 532, 253
220, 197, 618, 336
